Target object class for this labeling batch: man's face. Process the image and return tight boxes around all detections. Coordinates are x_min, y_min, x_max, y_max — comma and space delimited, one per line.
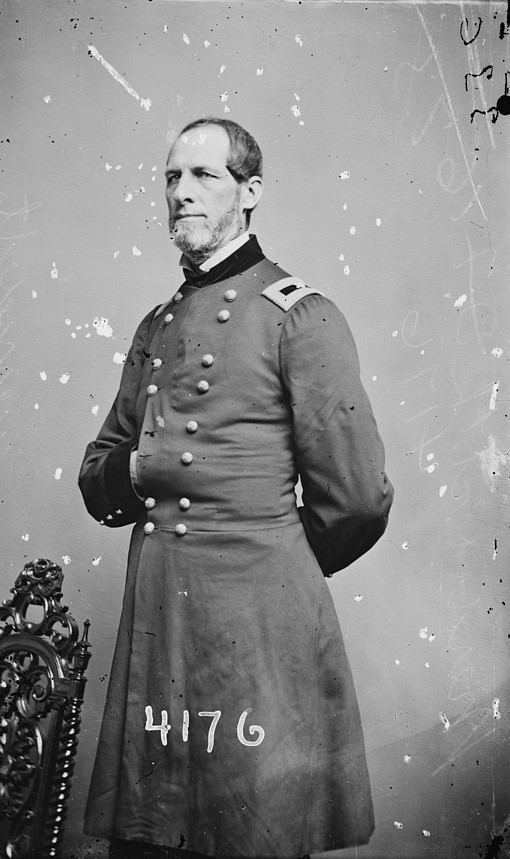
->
165, 125, 247, 262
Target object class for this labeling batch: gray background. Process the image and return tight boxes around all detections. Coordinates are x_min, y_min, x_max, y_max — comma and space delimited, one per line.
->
1, 1, 509, 857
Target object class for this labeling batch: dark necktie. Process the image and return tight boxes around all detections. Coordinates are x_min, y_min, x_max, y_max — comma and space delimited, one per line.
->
182, 235, 266, 288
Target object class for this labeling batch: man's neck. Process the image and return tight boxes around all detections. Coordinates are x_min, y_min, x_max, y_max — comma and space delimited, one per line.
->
181, 231, 251, 273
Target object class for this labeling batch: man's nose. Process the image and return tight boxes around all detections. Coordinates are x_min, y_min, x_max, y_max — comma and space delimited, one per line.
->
169, 172, 195, 204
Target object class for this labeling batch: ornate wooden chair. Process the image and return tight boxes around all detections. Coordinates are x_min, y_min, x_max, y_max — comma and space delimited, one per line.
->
0, 559, 91, 859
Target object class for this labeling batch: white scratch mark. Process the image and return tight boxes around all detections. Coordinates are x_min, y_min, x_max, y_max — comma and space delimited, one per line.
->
440, 711, 450, 731
178, 589, 189, 596
183, 33, 190, 45
92, 556, 102, 566
423, 830, 431, 837
62, 555, 71, 565
64, 318, 71, 326
219, 64, 226, 75
376, 217, 382, 226
394, 821, 404, 830
419, 627, 429, 639
54, 468, 63, 480
371, 375, 377, 382
93, 317, 113, 338
429, 633, 435, 642
477, 435, 506, 492
349, 225, 356, 235
43, 95, 51, 104
71, 332, 76, 339
156, 415, 165, 428
113, 352, 127, 364
21, 533, 29, 542
392, 330, 398, 337
412, 5, 487, 221
491, 348, 503, 358
354, 594, 363, 602
125, 192, 133, 202
39, 371, 47, 381
105, 163, 113, 171
51, 262, 59, 279
34, 403, 39, 410
204, 40, 210, 48
132, 245, 142, 256
489, 381, 499, 411
115, 165, 122, 171
114, 250, 120, 259
343, 265, 350, 276
59, 373, 70, 384
454, 293, 467, 308
163, 24, 168, 34
395, 659, 401, 665
295, 34, 303, 46
91, 404, 99, 416
291, 105, 301, 117
220, 92, 229, 103
402, 541, 409, 550
224, 105, 230, 114
256, 67, 264, 76
404, 755, 412, 763
439, 485, 447, 498
338, 254, 344, 261
87, 45, 152, 111
32, 289, 37, 298
492, 698, 501, 720
339, 171, 350, 180
425, 662, 430, 668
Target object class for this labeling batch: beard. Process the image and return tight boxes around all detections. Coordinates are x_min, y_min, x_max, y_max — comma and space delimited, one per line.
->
169, 198, 244, 264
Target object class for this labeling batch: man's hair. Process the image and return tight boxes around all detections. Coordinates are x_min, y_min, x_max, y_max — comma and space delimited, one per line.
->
177, 117, 263, 225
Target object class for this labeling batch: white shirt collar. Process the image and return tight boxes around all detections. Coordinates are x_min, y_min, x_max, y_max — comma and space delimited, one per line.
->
180, 231, 251, 273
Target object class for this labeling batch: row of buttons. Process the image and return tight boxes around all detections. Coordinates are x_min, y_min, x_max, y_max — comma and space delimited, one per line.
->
143, 288, 238, 538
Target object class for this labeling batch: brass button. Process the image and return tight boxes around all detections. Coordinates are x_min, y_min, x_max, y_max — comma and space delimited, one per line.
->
224, 289, 237, 302
147, 384, 158, 396
164, 313, 174, 324
175, 523, 188, 536
145, 497, 156, 509
152, 358, 162, 370
179, 497, 191, 510
144, 522, 155, 535
173, 292, 183, 303
217, 309, 230, 323
181, 452, 193, 465
202, 354, 214, 367
197, 380, 210, 394
186, 420, 198, 433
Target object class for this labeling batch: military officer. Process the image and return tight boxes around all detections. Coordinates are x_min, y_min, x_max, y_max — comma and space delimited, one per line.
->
79, 117, 394, 859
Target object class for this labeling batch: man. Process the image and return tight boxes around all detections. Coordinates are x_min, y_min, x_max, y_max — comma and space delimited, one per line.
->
79, 117, 393, 859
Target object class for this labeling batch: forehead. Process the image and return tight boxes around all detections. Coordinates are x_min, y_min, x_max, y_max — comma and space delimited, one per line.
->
166, 126, 230, 169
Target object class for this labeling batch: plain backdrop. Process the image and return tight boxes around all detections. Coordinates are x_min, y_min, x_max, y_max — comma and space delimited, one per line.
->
1, 2, 509, 857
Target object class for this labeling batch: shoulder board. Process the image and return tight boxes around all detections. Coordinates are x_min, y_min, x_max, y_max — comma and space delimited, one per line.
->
154, 299, 173, 319
261, 277, 323, 311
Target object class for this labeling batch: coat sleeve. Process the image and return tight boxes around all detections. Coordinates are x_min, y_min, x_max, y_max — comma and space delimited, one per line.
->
78, 309, 156, 527
280, 293, 394, 576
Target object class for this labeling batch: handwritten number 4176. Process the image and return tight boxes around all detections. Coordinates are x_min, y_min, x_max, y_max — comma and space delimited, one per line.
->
145, 705, 265, 752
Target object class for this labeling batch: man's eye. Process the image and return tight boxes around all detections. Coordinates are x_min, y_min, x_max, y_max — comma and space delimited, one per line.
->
166, 175, 178, 185
197, 171, 214, 179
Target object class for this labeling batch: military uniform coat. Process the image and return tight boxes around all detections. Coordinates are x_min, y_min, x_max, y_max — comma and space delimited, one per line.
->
79, 237, 393, 858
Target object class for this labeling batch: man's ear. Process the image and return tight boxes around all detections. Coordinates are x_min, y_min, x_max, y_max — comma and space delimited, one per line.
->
241, 176, 263, 215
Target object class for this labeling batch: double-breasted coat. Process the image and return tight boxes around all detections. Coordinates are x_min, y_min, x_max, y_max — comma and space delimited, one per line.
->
79, 237, 393, 858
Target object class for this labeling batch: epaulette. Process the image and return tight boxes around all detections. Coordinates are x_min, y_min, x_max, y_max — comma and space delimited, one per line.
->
261, 277, 323, 311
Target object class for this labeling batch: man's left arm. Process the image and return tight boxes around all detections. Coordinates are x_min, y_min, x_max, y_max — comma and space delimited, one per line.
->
280, 293, 394, 577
